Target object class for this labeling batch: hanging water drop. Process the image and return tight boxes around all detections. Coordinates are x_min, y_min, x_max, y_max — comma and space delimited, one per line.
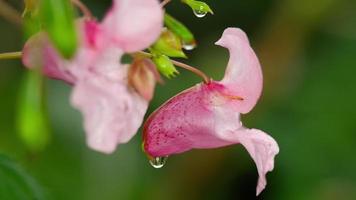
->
182, 41, 196, 50
193, 6, 207, 18
149, 156, 168, 169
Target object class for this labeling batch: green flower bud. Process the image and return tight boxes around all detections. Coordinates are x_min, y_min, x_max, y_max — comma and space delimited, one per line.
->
17, 71, 50, 152
152, 54, 179, 78
39, 0, 78, 59
151, 29, 187, 58
182, 0, 214, 18
164, 13, 196, 50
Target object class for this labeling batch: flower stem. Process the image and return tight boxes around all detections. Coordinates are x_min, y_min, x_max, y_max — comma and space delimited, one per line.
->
0, 51, 22, 60
0, 0, 22, 27
170, 59, 211, 84
71, 0, 94, 19
136, 51, 211, 84
161, 0, 171, 7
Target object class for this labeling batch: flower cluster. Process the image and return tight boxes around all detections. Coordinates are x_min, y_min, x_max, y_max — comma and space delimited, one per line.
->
23, 0, 163, 153
22, 0, 279, 195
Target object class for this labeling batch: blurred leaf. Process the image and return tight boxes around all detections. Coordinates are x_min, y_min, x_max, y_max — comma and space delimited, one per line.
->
39, 0, 77, 58
151, 29, 187, 58
164, 14, 196, 50
0, 155, 46, 200
17, 70, 50, 152
182, 0, 214, 18
152, 54, 179, 78
23, 0, 41, 38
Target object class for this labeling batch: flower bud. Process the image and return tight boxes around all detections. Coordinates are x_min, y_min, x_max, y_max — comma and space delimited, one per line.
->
151, 29, 187, 58
152, 54, 179, 78
128, 58, 162, 101
164, 14, 196, 50
17, 70, 50, 152
182, 0, 214, 18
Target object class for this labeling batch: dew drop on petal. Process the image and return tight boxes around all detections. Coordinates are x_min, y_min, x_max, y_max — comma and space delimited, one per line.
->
182, 42, 196, 50
193, 6, 207, 18
149, 156, 168, 169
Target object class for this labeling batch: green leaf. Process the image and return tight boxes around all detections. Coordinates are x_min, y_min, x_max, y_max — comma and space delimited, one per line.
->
39, 0, 78, 58
0, 155, 46, 200
151, 29, 187, 58
152, 54, 179, 78
17, 70, 50, 152
182, 0, 214, 17
164, 14, 196, 50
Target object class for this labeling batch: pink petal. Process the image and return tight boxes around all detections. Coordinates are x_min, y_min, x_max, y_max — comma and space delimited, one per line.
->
144, 83, 225, 156
218, 128, 279, 195
22, 33, 76, 84
102, 0, 163, 52
71, 55, 148, 153
21, 19, 104, 84
215, 28, 263, 114
143, 82, 247, 156
143, 81, 278, 194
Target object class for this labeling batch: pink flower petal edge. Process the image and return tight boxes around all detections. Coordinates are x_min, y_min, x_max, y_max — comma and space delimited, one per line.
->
71, 63, 148, 153
102, 0, 163, 52
143, 28, 279, 195
22, 33, 76, 84
219, 128, 279, 195
216, 28, 263, 114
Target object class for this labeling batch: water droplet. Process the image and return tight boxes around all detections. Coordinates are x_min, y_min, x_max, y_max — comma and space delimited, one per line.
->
183, 42, 196, 50
193, 7, 207, 18
149, 156, 168, 169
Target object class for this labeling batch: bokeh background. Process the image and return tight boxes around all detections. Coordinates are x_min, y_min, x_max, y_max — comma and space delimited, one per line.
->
1, 0, 356, 199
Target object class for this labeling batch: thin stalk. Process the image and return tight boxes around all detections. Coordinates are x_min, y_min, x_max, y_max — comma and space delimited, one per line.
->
161, 0, 171, 7
0, 0, 22, 27
170, 59, 210, 83
136, 51, 211, 84
0, 51, 22, 60
71, 0, 94, 19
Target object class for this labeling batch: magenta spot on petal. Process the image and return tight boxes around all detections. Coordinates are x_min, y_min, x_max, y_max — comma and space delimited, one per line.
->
143, 82, 232, 157
84, 20, 100, 48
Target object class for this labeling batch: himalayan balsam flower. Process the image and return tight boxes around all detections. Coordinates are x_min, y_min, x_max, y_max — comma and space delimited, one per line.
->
143, 28, 279, 195
22, 0, 163, 153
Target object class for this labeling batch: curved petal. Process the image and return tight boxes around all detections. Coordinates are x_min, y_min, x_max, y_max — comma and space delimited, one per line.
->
143, 81, 269, 156
215, 28, 263, 114
71, 64, 148, 153
143, 81, 278, 195
143, 82, 226, 157
22, 33, 76, 84
218, 128, 279, 196
22, 20, 103, 84
102, 0, 163, 52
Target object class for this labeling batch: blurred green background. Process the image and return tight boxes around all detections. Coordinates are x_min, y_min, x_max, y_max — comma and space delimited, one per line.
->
1, 0, 356, 199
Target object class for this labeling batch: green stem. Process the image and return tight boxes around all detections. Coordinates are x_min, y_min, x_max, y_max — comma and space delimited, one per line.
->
0, 51, 22, 60
135, 51, 211, 84
161, 0, 171, 7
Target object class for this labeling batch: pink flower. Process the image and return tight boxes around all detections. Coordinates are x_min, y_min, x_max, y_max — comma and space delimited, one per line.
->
143, 28, 279, 195
22, 0, 163, 153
